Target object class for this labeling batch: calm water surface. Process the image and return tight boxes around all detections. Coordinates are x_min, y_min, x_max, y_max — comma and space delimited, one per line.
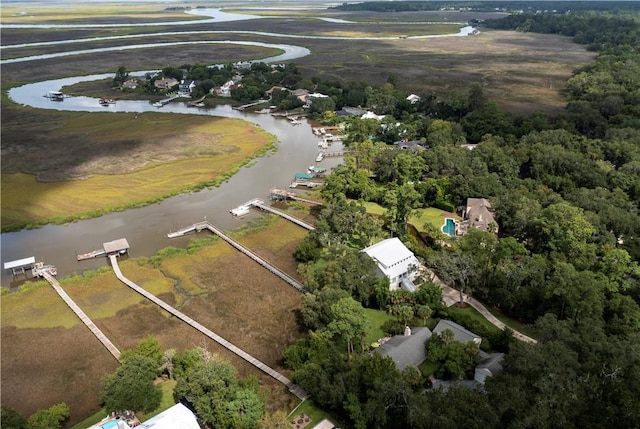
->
2, 76, 343, 287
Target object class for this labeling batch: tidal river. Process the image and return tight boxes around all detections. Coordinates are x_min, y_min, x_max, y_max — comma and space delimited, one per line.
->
2, 78, 343, 287
1, 7, 474, 286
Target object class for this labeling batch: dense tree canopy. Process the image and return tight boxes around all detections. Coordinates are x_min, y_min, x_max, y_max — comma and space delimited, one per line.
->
283, 7, 640, 429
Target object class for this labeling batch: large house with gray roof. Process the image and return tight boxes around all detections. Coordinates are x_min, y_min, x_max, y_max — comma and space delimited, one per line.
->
456, 197, 499, 235
376, 326, 433, 371
433, 319, 482, 345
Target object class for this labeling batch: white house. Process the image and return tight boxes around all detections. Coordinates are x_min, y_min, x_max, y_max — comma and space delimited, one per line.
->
362, 237, 420, 291
88, 403, 199, 429
406, 93, 421, 104
361, 111, 386, 121
137, 403, 199, 429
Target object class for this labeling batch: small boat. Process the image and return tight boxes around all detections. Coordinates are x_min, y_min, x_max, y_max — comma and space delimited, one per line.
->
77, 249, 106, 261
230, 205, 251, 217
99, 98, 116, 105
152, 101, 163, 107
45, 91, 64, 101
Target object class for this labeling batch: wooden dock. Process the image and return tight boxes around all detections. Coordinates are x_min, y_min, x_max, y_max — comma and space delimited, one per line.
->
40, 271, 121, 361
322, 150, 349, 157
270, 188, 323, 206
109, 255, 307, 400
249, 200, 315, 231
168, 220, 306, 293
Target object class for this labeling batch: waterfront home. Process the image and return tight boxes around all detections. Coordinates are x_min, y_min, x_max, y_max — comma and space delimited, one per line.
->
178, 79, 199, 95
376, 326, 433, 371
457, 197, 498, 235
362, 237, 420, 291
154, 77, 178, 90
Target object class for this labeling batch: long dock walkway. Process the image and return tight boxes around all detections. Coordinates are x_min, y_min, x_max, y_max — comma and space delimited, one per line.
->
109, 255, 307, 400
168, 221, 306, 293
41, 271, 122, 360
251, 200, 315, 231
270, 188, 323, 206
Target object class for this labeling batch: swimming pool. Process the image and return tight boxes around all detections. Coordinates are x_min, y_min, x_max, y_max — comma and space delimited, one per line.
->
101, 419, 119, 429
442, 218, 456, 236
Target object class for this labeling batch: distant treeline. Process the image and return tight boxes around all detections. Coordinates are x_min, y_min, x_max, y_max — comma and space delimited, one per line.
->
331, 1, 640, 13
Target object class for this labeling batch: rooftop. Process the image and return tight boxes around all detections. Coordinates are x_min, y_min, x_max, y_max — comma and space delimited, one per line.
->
433, 320, 481, 345
103, 238, 130, 254
376, 327, 433, 371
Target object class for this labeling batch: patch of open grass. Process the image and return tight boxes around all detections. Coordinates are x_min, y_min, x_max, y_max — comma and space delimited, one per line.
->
362, 201, 386, 215
362, 203, 460, 233
136, 379, 178, 422
364, 308, 395, 345
409, 207, 461, 233
289, 400, 338, 428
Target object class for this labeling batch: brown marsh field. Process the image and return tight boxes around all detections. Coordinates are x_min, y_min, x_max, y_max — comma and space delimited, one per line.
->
1, 2, 596, 425
1, 217, 308, 425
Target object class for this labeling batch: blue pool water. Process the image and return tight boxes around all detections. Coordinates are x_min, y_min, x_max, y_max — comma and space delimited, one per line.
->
442, 218, 456, 236
101, 420, 119, 429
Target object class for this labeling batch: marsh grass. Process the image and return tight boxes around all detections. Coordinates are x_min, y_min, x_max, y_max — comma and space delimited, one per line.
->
1, 114, 275, 231
0, 4, 201, 24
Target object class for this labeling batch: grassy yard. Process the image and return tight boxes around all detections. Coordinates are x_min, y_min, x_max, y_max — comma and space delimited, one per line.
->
364, 308, 395, 345
289, 400, 340, 429
361, 202, 460, 233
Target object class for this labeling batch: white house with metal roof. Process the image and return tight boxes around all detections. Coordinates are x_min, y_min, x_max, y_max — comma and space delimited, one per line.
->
362, 237, 420, 291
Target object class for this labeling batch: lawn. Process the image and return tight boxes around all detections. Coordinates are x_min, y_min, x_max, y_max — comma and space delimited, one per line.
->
289, 400, 340, 429
361, 202, 460, 233
445, 305, 503, 338
409, 207, 461, 233
364, 308, 395, 345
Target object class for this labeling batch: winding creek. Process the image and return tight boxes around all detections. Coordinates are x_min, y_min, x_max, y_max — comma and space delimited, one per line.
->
1, 8, 474, 286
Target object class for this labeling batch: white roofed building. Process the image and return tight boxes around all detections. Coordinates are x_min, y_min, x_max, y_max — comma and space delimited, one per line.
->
362, 237, 420, 291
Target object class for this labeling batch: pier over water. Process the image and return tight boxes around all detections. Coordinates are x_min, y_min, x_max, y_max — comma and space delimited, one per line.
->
109, 255, 307, 400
